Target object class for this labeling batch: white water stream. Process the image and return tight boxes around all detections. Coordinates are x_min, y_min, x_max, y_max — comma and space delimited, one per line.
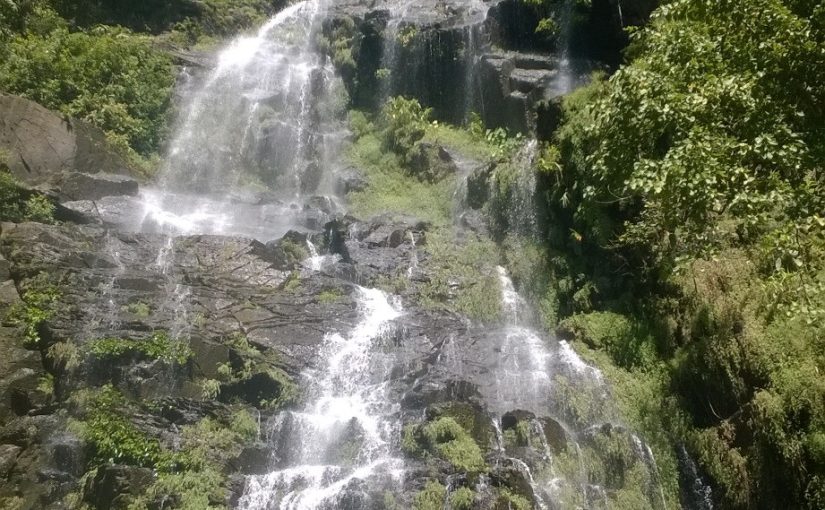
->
239, 287, 404, 509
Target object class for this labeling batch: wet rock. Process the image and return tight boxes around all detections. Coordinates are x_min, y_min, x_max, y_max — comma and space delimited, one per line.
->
57, 172, 140, 201
83, 465, 154, 510
219, 371, 286, 408
334, 167, 368, 194
0, 444, 21, 477
232, 445, 272, 475
489, 458, 537, 506
539, 416, 568, 454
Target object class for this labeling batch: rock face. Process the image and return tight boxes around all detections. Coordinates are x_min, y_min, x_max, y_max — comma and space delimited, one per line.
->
323, 0, 622, 136
0, 94, 134, 186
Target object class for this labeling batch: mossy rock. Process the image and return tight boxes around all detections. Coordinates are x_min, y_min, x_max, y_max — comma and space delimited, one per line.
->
425, 401, 495, 452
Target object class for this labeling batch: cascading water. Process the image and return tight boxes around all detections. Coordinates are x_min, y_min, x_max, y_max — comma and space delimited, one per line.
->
239, 287, 404, 509
125, 0, 348, 241
378, 0, 492, 122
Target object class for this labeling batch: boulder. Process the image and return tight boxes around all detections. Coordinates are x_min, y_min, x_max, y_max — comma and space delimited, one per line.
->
82, 465, 154, 510
408, 142, 458, 182
0, 94, 134, 186
56, 172, 139, 201
0, 444, 21, 477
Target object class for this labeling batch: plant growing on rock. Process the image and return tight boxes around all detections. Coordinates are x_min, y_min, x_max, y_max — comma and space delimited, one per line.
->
71, 386, 164, 467
382, 96, 432, 163
404, 417, 486, 474
413, 481, 446, 510
6, 272, 60, 348
88, 332, 193, 365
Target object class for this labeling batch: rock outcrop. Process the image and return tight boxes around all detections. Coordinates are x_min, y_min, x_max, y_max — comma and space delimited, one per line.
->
0, 94, 135, 186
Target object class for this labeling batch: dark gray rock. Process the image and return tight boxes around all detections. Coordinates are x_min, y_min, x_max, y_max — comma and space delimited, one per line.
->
57, 172, 140, 201
334, 167, 368, 194
409, 142, 458, 182
0, 94, 135, 186
0, 444, 21, 477
82, 465, 154, 510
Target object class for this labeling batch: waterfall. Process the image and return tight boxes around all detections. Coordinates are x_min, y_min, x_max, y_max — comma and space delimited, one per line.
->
132, 0, 347, 241
378, 0, 491, 123
239, 287, 404, 509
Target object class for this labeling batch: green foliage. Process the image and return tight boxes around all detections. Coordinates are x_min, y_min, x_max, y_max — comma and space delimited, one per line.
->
449, 487, 475, 510
0, 11, 174, 158
559, 312, 659, 369
346, 120, 453, 224
420, 228, 503, 322
0, 169, 55, 223
406, 417, 487, 473
122, 301, 151, 317
413, 481, 446, 510
6, 272, 60, 348
556, 0, 825, 274
72, 386, 163, 467
536, 3, 825, 506
382, 96, 432, 162
497, 488, 531, 510
47, 340, 81, 371
317, 289, 343, 304
88, 332, 193, 365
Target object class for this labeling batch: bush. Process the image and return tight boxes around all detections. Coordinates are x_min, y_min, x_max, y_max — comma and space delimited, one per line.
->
0, 164, 55, 223
0, 16, 174, 157
381, 96, 432, 162
88, 332, 193, 365
72, 386, 164, 467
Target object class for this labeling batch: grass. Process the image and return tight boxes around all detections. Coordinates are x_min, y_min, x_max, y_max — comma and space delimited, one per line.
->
347, 132, 454, 225
419, 228, 503, 322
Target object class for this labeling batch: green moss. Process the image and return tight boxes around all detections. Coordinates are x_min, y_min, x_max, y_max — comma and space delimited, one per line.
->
413, 481, 446, 510
497, 488, 531, 510
419, 228, 502, 322
422, 417, 486, 473
449, 487, 475, 510
347, 131, 453, 225
122, 301, 151, 317
128, 467, 226, 510
318, 288, 343, 304
282, 271, 302, 292
559, 311, 658, 370
88, 332, 193, 365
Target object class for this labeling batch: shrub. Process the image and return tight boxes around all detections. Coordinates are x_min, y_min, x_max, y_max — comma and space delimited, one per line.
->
0, 17, 174, 157
0, 168, 54, 223
382, 96, 431, 161
413, 481, 446, 510
6, 272, 60, 348
88, 332, 193, 365
449, 487, 475, 510
72, 386, 164, 467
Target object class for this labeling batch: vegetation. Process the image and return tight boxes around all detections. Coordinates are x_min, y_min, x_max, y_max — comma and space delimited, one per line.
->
449, 487, 475, 510
6, 272, 60, 348
88, 332, 193, 365
403, 417, 486, 474
0, 0, 280, 174
71, 385, 164, 467
71, 385, 259, 508
516, 0, 825, 508
420, 228, 503, 322
413, 481, 446, 510
0, 153, 55, 223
